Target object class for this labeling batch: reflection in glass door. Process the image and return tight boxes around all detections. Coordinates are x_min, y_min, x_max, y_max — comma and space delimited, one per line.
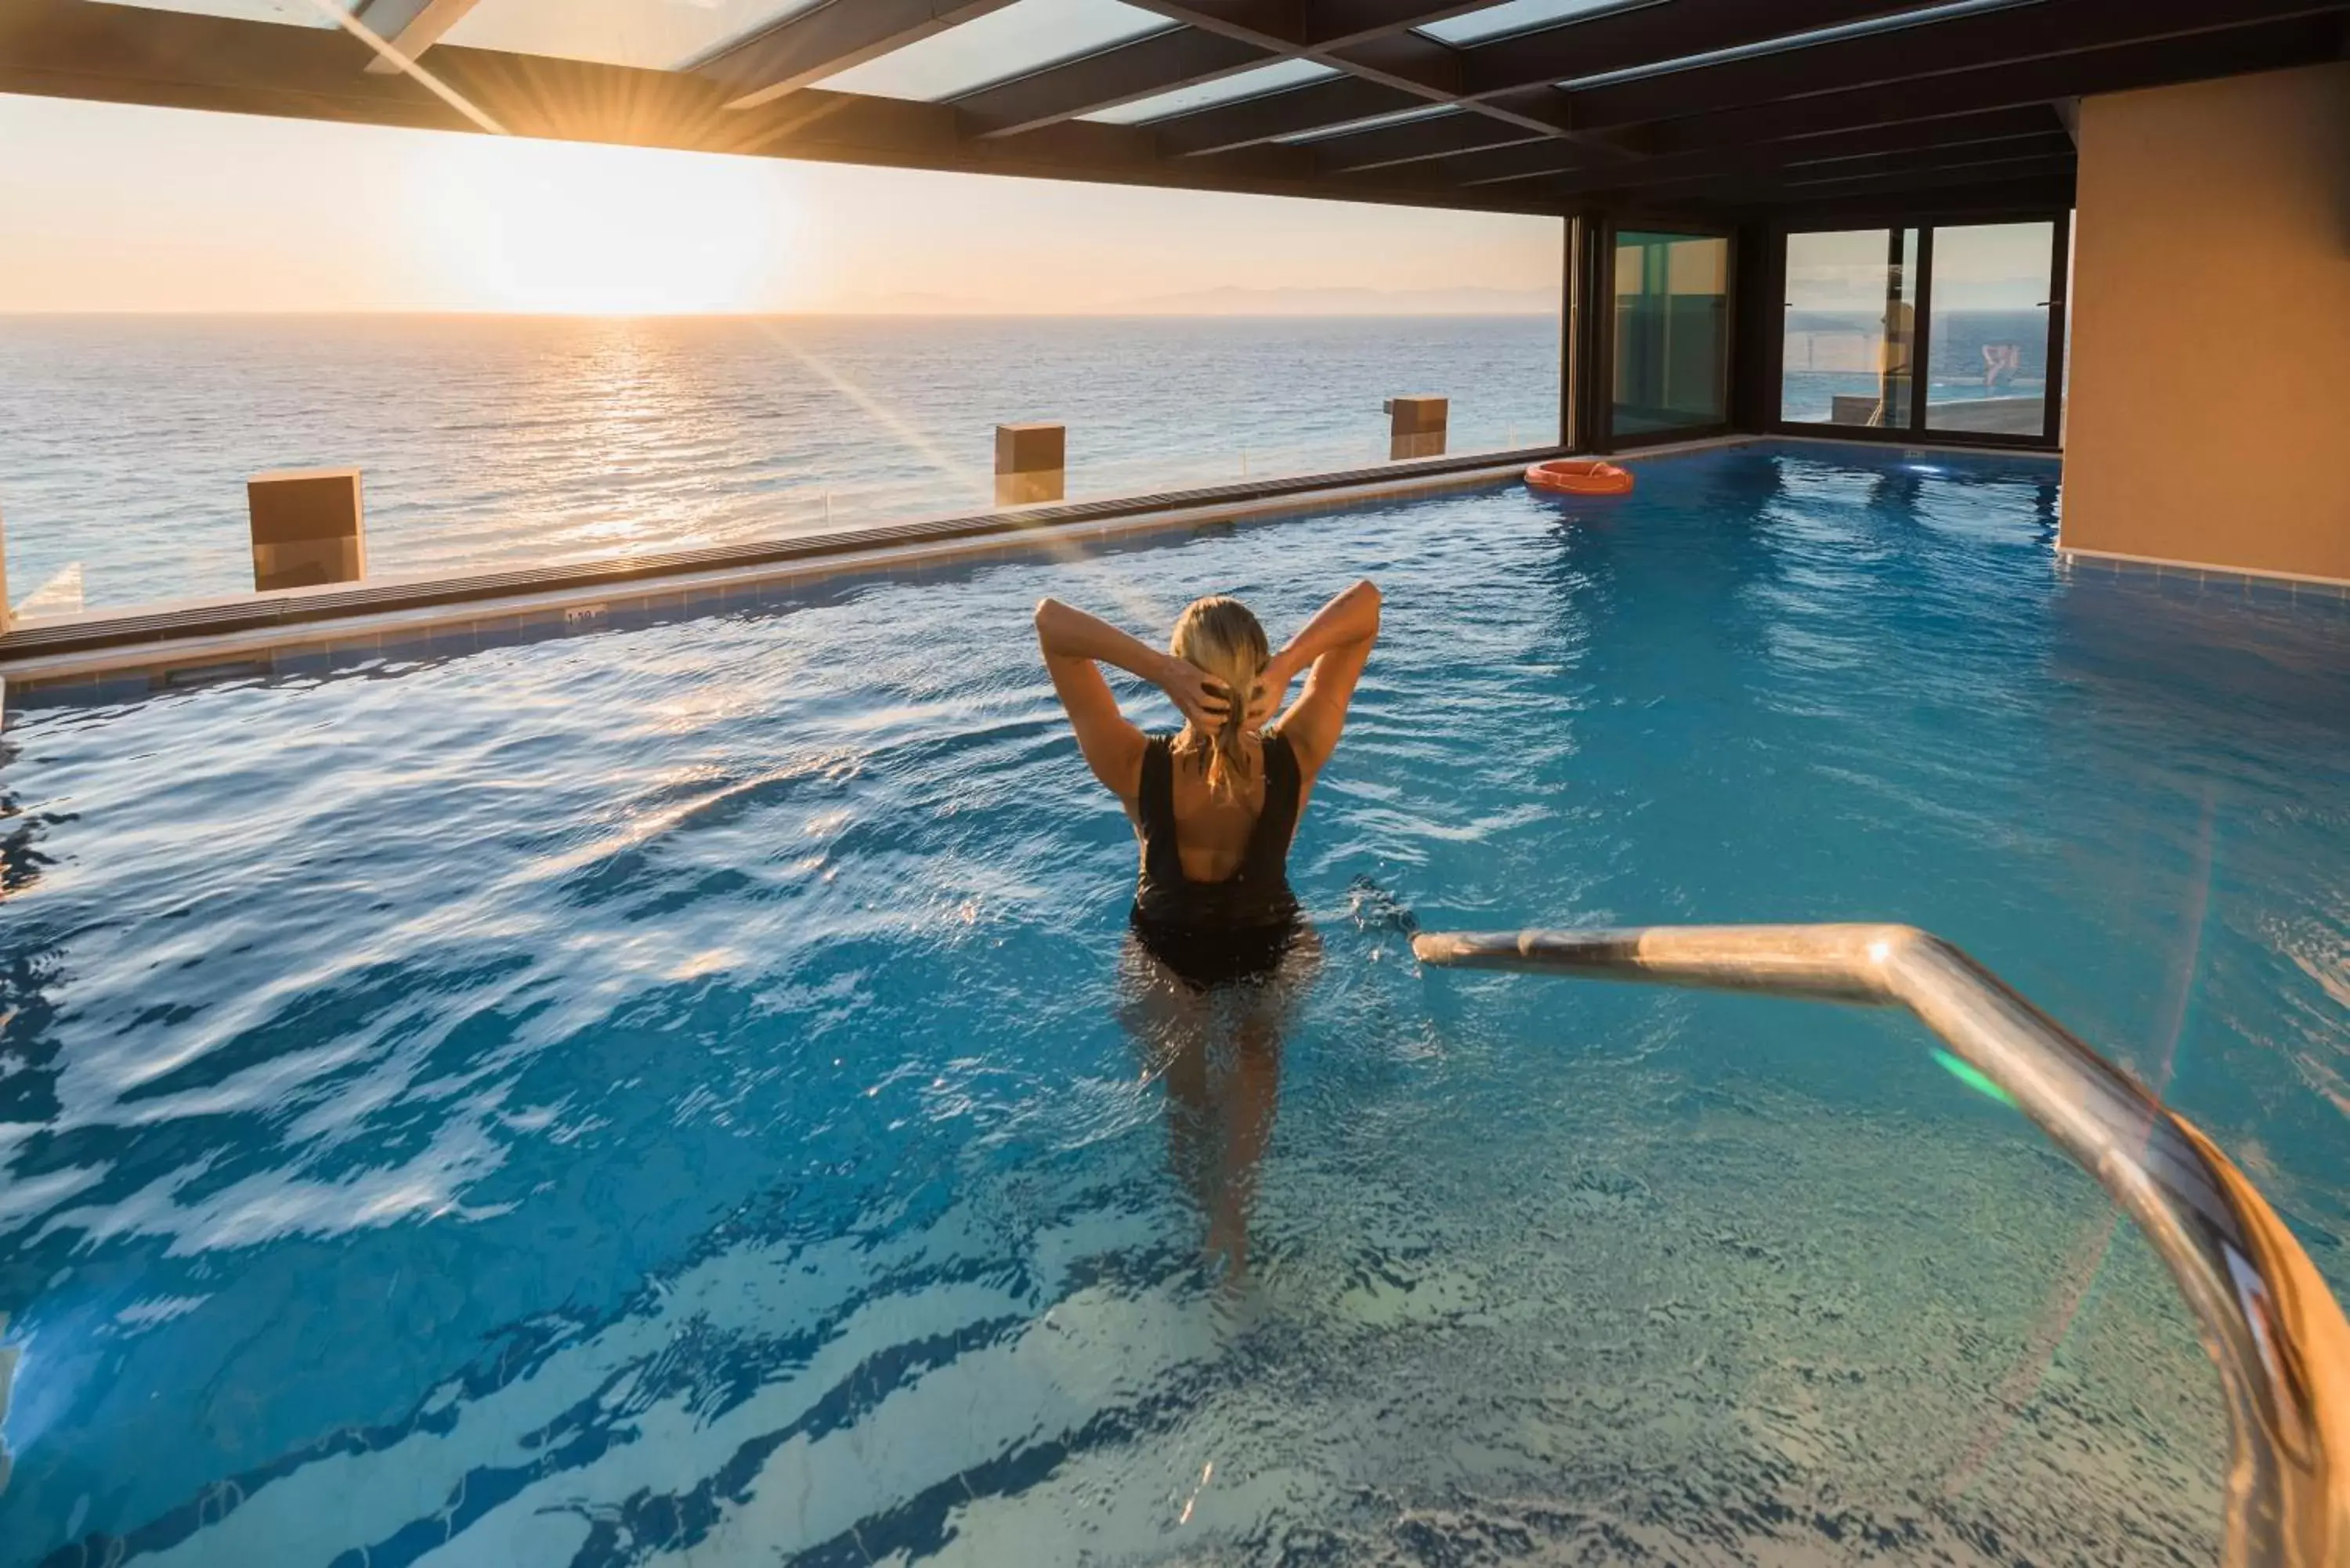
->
1925, 221, 2056, 435
1611, 229, 1730, 439
1781, 229, 1918, 428
1777, 219, 2064, 442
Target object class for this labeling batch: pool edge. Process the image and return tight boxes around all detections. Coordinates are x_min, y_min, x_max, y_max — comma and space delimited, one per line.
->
0, 436, 1770, 707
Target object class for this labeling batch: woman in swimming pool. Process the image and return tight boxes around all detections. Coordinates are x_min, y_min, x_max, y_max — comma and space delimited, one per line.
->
1035, 580, 1381, 1274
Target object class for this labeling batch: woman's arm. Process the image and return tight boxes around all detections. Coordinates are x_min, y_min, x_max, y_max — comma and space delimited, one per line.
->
1260, 580, 1382, 776
1034, 598, 1231, 803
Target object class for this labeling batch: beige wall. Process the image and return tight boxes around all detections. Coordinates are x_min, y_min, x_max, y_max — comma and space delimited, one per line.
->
2062, 63, 2350, 582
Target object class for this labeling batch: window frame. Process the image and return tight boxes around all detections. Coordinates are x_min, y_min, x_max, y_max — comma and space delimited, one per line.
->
1767, 209, 2073, 452
1591, 213, 1741, 453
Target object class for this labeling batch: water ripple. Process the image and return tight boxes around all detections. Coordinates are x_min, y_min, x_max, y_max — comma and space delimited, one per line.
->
0, 449, 2342, 1564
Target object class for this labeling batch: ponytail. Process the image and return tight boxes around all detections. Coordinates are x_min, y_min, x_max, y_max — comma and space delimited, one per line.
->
1169, 595, 1271, 800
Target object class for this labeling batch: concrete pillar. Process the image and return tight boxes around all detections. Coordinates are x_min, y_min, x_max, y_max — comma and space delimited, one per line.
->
995, 423, 1065, 507
2062, 64, 2350, 583
249, 468, 367, 592
1386, 396, 1448, 461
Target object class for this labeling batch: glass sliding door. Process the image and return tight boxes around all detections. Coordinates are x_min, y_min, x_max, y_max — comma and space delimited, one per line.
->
1611, 229, 1729, 439
1925, 220, 2056, 435
1781, 228, 1918, 428
1776, 217, 2066, 444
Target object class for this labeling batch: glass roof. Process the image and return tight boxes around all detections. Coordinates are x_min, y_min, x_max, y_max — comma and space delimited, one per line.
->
87, 0, 331, 26
439, 0, 824, 72
1417, 0, 1640, 45
815, 0, 1175, 103
1083, 59, 1338, 125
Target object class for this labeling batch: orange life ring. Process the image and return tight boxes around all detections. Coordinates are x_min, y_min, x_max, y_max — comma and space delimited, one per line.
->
1525, 459, 1634, 497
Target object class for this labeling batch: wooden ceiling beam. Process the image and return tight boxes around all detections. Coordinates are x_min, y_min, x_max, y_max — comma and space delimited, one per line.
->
1635, 13, 2350, 155
1308, 106, 1547, 172
1560, 0, 2349, 132
1442, 103, 2063, 188
1154, 72, 1422, 154
1449, 0, 1969, 98
351, 0, 480, 74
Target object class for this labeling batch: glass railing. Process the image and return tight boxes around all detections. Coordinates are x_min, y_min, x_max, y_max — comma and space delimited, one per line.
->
0, 412, 1560, 624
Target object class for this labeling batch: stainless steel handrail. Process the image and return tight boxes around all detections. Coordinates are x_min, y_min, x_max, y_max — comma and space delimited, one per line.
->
1413, 923, 2349, 1568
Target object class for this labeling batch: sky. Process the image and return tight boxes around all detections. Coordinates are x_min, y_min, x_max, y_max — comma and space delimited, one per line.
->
0, 92, 1565, 316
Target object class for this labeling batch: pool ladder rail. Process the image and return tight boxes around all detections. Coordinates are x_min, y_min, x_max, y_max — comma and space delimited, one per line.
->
1412, 923, 2349, 1568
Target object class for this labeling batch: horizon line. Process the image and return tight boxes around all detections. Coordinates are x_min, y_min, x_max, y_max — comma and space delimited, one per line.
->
0, 306, 1571, 321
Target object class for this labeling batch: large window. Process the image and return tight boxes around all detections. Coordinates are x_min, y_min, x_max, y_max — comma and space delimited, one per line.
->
1925, 221, 2057, 435
1783, 228, 1918, 428
1611, 229, 1730, 439
1779, 218, 2063, 445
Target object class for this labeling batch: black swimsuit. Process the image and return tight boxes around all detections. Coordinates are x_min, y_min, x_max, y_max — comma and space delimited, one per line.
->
1130, 732, 1306, 989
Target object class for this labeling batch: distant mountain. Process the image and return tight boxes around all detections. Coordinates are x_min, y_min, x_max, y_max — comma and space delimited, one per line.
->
820, 284, 1557, 316
827, 290, 1005, 315
1108, 284, 1556, 316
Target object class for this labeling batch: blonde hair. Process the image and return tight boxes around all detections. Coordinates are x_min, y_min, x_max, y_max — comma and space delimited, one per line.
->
1170, 595, 1270, 799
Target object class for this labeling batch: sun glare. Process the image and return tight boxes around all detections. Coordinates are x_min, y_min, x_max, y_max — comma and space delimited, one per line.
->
405, 136, 795, 314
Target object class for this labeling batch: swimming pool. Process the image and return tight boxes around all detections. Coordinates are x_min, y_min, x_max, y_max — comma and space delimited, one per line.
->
0, 443, 2344, 1565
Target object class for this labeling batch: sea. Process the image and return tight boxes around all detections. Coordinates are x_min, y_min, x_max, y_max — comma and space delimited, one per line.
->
0, 315, 1564, 612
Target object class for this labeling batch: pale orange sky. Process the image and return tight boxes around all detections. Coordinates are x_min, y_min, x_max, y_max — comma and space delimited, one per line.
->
0, 92, 1564, 315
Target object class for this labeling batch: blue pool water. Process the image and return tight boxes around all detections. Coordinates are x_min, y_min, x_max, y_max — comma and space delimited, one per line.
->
1, 444, 2345, 1565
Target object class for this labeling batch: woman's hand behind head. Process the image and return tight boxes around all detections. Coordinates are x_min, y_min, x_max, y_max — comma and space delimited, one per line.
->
1155, 653, 1234, 735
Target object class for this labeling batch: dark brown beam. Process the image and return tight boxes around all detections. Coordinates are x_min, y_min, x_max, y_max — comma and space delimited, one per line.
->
1741, 152, 2081, 201
1452, 0, 1976, 99
1636, 13, 2350, 156
953, 27, 1267, 136
1437, 10, 2340, 188
1118, 1, 1518, 51
1307, 105, 1548, 172
1155, 72, 1420, 154
1581, 158, 2080, 219
1119, 0, 1977, 156
1759, 172, 2080, 224
1111, 2, 1617, 146
953, 2, 1538, 143
696, 0, 1019, 112
1119, 0, 1312, 49
352, 0, 479, 74
1561, 0, 2348, 132
1780, 130, 2075, 175
1617, 145, 2079, 205
1524, 108, 2069, 193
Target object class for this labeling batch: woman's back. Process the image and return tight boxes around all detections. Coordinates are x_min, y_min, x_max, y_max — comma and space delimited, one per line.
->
1162, 732, 1278, 883
1134, 732, 1300, 912
1031, 578, 1383, 985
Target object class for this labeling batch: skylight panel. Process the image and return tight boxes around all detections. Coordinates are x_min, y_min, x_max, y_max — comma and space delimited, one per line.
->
1083, 59, 1338, 125
815, 0, 1175, 102
1416, 0, 1643, 46
87, 0, 333, 26
437, 0, 828, 71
